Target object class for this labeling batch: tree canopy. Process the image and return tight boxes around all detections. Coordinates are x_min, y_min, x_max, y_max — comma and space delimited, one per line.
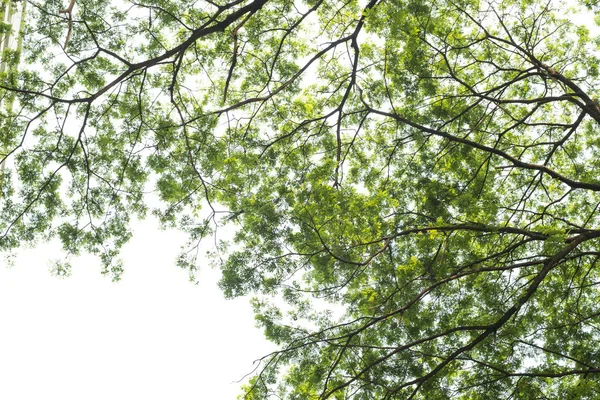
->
2, 0, 600, 397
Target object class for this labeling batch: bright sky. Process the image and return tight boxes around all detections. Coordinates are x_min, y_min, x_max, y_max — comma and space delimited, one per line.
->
0, 217, 274, 399
4, 2, 596, 400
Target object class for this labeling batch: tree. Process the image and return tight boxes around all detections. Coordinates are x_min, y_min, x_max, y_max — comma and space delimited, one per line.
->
1, 0, 600, 397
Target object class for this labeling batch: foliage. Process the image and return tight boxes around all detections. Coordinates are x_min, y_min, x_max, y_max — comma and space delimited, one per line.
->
2, 0, 600, 397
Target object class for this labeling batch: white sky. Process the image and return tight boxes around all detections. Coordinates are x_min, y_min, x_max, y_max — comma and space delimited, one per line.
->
0, 217, 274, 399
3, 2, 596, 400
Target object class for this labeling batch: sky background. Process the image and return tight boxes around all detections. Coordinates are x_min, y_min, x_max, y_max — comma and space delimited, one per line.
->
4, 3, 595, 400
0, 216, 274, 399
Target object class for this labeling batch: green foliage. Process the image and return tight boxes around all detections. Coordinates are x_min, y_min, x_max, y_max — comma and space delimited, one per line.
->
2, 0, 600, 397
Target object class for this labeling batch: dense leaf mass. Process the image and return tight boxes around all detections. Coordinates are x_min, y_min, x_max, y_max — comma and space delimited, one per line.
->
2, 0, 600, 397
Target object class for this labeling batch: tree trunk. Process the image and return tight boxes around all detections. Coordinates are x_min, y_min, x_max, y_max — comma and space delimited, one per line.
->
0, 0, 26, 180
